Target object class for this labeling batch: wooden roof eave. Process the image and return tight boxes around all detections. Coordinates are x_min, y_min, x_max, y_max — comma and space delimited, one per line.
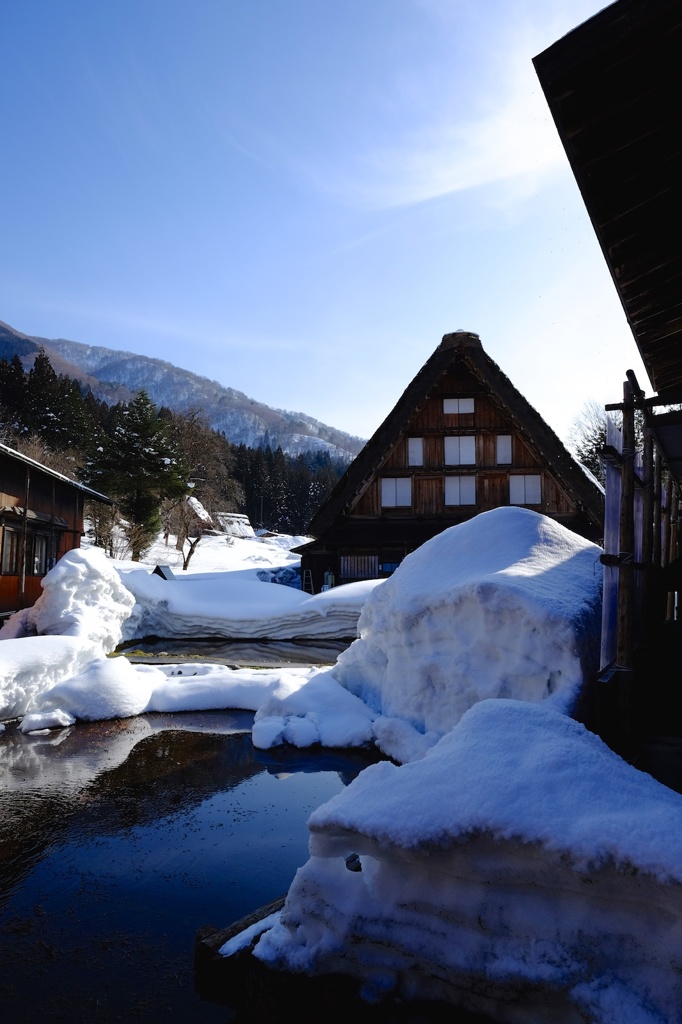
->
0, 442, 113, 505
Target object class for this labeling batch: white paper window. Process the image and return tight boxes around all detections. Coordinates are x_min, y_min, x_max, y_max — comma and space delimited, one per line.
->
444, 476, 476, 506
443, 397, 475, 415
381, 477, 412, 507
509, 475, 541, 505
444, 435, 476, 465
497, 435, 512, 464
408, 437, 424, 466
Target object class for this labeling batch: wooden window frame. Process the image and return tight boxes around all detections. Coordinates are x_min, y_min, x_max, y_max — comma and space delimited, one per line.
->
497, 434, 512, 465
509, 474, 542, 505
444, 435, 476, 466
443, 397, 475, 415
381, 477, 412, 508
444, 475, 476, 506
407, 437, 424, 467
1, 526, 20, 575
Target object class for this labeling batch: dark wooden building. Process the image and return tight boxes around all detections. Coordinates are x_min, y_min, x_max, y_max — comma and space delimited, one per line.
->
0, 443, 111, 614
534, 0, 682, 761
297, 332, 604, 594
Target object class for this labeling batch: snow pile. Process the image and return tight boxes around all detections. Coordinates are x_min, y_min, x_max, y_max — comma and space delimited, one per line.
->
28, 657, 162, 725
1, 546, 135, 649
120, 572, 379, 641
0, 547, 136, 720
144, 663, 311, 715
0, 529, 378, 725
332, 507, 602, 761
0, 636, 102, 721
252, 668, 376, 750
254, 700, 682, 1022
1, 510, 605, 757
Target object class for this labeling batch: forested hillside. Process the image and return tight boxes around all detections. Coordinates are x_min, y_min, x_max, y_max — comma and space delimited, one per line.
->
0, 319, 364, 458
0, 351, 347, 559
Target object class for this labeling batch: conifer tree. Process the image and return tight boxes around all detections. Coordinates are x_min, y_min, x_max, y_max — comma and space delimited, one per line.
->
0, 354, 28, 431
83, 390, 188, 559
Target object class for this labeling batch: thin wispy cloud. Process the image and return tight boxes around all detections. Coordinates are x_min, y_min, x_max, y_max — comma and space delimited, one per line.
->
213, 1, 604, 213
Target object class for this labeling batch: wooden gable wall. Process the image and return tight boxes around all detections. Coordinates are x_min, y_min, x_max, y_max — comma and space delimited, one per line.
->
349, 363, 582, 523
298, 334, 603, 595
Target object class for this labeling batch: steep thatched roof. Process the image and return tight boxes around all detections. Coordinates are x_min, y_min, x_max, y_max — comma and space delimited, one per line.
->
304, 332, 603, 539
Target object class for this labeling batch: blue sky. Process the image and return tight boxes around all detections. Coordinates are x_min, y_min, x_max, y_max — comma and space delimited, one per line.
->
1, 0, 646, 444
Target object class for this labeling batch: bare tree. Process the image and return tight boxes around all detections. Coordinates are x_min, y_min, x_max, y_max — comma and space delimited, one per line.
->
568, 400, 608, 484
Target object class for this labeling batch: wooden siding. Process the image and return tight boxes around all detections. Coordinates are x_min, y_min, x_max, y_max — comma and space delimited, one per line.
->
352, 394, 577, 520
352, 467, 576, 519
0, 449, 88, 613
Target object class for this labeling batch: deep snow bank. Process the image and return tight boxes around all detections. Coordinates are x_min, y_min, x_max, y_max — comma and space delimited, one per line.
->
0, 548, 135, 720
332, 508, 602, 759
120, 571, 379, 641
1, 546, 134, 648
253, 700, 682, 1023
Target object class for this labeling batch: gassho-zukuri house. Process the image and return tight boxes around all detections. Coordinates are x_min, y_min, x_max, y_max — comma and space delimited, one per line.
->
0, 442, 111, 615
295, 332, 604, 594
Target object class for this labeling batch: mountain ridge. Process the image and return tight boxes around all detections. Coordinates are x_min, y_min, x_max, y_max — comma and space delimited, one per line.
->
0, 320, 364, 459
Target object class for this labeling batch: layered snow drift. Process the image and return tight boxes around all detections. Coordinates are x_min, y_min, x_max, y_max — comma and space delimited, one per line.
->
254, 700, 682, 1023
334, 507, 602, 751
120, 571, 379, 641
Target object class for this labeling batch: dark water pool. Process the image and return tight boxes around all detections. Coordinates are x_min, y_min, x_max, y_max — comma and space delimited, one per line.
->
0, 712, 497, 1024
0, 712, 380, 1023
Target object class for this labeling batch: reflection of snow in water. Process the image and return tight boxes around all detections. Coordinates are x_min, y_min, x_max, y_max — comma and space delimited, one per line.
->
0, 715, 375, 1022
0, 712, 253, 799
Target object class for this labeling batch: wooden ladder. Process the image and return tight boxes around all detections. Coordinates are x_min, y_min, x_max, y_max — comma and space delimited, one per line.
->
301, 569, 314, 594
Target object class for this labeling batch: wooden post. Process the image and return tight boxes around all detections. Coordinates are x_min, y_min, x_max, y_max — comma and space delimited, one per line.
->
641, 427, 654, 645
616, 381, 635, 742
617, 381, 635, 669
18, 465, 31, 609
667, 483, 679, 621
653, 446, 662, 569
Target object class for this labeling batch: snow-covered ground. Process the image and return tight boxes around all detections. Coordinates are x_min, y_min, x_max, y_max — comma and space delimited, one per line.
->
93, 528, 380, 641
2, 507, 679, 1022
1, 508, 602, 750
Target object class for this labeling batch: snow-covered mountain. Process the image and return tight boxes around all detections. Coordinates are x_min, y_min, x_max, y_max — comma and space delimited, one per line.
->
0, 320, 364, 459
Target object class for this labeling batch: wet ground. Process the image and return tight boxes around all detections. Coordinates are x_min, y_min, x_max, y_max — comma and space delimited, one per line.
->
0, 711, 381, 1023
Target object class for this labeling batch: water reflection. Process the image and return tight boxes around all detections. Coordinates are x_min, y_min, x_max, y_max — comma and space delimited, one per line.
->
118, 637, 352, 666
0, 713, 378, 1022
